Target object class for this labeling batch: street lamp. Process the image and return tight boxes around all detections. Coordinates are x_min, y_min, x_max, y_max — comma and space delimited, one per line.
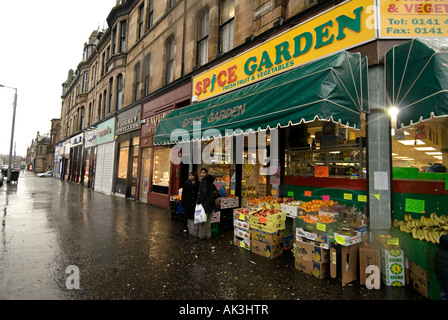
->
0, 84, 17, 184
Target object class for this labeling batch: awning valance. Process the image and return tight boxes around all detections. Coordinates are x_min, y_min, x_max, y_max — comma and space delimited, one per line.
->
154, 51, 369, 145
385, 38, 448, 128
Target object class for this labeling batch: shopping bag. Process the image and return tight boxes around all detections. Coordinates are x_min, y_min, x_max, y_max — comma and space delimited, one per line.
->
194, 204, 207, 224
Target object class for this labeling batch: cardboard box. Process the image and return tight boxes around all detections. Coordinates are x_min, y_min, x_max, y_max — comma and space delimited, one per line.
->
294, 240, 330, 263
233, 218, 250, 231
211, 211, 220, 223
251, 229, 284, 245
330, 244, 358, 286
295, 227, 331, 249
251, 239, 283, 259
295, 256, 329, 279
234, 234, 250, 250
359, 245, 381, 286
408, 260, 428, 298
250, 219, 285, 233
220, 197, 239, 209
234, 227, 250, 240
380, 248, 405, 286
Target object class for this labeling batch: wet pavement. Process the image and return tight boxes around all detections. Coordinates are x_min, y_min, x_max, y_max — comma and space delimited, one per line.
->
0, 172, 426, 304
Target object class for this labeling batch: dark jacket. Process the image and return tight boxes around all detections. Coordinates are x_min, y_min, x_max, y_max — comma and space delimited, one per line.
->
196, 174, 216, 213
181, 179, 199, 215
435, 234, 448, 285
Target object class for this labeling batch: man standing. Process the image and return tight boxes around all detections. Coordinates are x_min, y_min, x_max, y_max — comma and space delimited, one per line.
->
196, 168, 216, 240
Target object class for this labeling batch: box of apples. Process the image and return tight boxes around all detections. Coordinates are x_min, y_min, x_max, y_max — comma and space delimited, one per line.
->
249, 207, 286, 233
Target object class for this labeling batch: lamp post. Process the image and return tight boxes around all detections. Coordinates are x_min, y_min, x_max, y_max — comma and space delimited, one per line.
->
0, 84, 17, 184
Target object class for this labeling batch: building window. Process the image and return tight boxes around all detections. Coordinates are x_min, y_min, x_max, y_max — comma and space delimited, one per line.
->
148, 0, 154, 29
109, 78, 113, 112
134, 62, 141, 101
82, 72, 89, 93
165, 37, 175, 84
143, 54, 151, 96
112, 26, 117, 55
119, 20, 126, 53
138, 4, 144, 39
197, 10, 209, 66
219, 0, 235, 54
80, 107, 85, 130
98, 95, 102, 120
101, 51, 106, 77
103, 89, 108, 114
116, 74, 123, 111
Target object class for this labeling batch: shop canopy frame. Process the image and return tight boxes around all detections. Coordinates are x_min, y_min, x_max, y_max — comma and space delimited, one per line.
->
385, 38, 448, 128
154, 51, 369, 145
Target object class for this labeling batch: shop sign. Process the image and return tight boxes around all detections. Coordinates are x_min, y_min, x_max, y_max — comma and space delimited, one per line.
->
116, 108, 141, 135
379, 0, 448, 38
84, 129, 97, 148
97, 118, 116, 145
192, 0, 375, 101
71, 133, 83, 147
142, 112, 167, 136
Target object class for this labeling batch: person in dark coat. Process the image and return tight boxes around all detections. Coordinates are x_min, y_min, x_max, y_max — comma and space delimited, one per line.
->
181, 171, 199, 233
196, 168, 216, 240
435, 233, 448, 300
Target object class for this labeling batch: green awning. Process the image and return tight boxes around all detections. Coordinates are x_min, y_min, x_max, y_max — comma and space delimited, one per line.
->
154, 51, 369, 145
385, 38, 448, 128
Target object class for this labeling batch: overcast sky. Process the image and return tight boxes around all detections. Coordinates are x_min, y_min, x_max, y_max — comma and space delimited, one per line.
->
0, 0, 116, 157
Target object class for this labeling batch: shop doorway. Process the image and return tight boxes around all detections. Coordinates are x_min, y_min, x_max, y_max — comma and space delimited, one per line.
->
140, 148, 151, 203
116, 135, 140, 198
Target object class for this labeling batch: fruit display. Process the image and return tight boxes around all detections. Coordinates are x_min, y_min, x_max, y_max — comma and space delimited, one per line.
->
247, 196, 295, 206
393, 213, 448, 244
253, 207, 281, 217
299, 199, 337, 213
297, 213, 335, 224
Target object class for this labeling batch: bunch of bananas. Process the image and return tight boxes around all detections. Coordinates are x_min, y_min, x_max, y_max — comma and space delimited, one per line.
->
393, 213, 448, 244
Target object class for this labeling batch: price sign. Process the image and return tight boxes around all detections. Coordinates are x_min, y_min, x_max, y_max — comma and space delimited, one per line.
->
405, 198, 425, 213
315, 166, 329, 178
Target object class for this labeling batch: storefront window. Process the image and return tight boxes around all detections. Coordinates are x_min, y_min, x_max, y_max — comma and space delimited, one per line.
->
391, 118, 447, 171
153, 148, 171, 193
285, 121, 366, 179
118, 141, 130, 179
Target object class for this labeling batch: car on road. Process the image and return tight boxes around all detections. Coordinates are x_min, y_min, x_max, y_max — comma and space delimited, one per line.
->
36, 171, 53, 178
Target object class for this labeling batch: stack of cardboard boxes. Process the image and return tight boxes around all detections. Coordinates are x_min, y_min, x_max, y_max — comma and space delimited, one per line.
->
249, 209, 286, 259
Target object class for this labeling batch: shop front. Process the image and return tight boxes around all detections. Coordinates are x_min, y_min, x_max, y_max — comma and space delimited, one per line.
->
384, 38, 448, 299
94, 117, 116, 195
83, 128, 97, 188
114, 105, 141, 199
140, 80, 191, 208
155, 50, 370, 215
154, 1, 445, 298
69, 132, 84, 183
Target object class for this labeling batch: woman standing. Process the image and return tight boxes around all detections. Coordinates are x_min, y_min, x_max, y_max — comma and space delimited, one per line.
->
181, 171, 199, 233
196, 168, 216, 240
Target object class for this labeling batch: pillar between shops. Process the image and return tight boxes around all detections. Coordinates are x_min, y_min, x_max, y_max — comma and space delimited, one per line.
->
367, 65, 392, 239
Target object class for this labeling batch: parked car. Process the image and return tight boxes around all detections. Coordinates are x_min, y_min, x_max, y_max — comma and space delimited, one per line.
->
36, 171, 53, 178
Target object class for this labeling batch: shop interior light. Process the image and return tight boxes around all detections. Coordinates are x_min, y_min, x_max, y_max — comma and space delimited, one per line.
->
414, 147, 436, 151
398, 140, 425, 145
434, 156, 443, 160
425, 152, 442, 155
392, 153, 398, 156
